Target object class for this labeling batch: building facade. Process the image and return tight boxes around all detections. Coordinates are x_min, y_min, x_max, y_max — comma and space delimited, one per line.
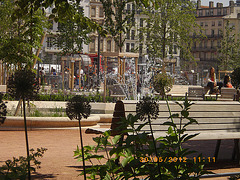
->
190, 0, 240, 76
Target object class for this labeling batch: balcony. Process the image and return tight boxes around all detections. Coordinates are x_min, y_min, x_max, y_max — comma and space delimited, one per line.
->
44, 47, 62, 53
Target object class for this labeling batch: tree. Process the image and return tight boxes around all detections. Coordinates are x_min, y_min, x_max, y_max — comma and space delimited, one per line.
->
100, 0, 136, 52
139, 0, 198, 71
53, 3, 92, 56
217, 20, 240, 71
0, 0, 49, 68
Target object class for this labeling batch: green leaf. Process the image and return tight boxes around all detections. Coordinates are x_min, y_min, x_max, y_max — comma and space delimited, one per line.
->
112, 135, 122, 144
163, 121, 176, 127
104, 173, 111, 180
169, 113, 179, 119
183, 133, 199, 142
168, 126, 173, 134
121, 156, 133, 167
181, 110, 189, 118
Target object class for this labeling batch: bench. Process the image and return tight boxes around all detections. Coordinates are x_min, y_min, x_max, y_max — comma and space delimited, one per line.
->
187, 86, 205, 100
166, 85, 202, 100
123, 100, 240, 162
166, 85, 188, 100
86, 100, 240, 162
108, 84, 126, 100
218, 87, 237, 101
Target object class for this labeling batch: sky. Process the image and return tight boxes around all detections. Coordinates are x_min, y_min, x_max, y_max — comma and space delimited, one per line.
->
201, 0, 233, 6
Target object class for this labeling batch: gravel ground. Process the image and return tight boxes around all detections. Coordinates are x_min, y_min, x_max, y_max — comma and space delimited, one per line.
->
0, 129, 240, 180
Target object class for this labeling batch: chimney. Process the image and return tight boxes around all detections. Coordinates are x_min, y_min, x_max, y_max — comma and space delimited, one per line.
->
209, 1, 214, 8
229, 0, 234, 6
217, 3, 223, 7
197, 0, 201, 9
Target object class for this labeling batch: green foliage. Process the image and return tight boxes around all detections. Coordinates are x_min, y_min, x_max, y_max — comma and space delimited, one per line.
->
231, 67, 240, 89
0, 0, 49, 67
74, 98, 211, 179
100, 0, 136, 51
66, 95, 91, 120
153, 73, 173, 96
7, 69, 40, 100
0, 93, 7, 125
0, 148, 47, 179
53, 2, 92, 56
217, 20, 240, 71
139, 0, 198, 64
136, 96, 159, 121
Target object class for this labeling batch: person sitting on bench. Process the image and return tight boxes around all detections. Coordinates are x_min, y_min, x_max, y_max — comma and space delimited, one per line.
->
206, 67, 223, 94
223, 75, 233, 88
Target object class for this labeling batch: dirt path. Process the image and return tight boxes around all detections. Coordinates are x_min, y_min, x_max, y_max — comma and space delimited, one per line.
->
0, 129, 240, 180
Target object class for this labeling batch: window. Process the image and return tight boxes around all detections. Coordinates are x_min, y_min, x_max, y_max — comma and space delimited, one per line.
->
78, 6, 83, 14
91, 7, 96, 17
173, 45, 177, 54
193, 41, 196, 48
131, 43, 135, 51
205, 10, 209, 16
199, 41, 202, 48
49, 20, 53, 30
218, 21, 222, 26
139, 44, 143, 54
217, 9, 221, 15
126, 30, 130, 39
210, 9, 214, 16
223, 8, 227, 15
58, 22, 63, 30
90, 38, 95, 52
100, 40, 103, 51
211, 29, 214, 36
169, 45, 172, 54
47, 37, 54, 48
132, 3, 135, 11
126, 43, 130, 52
204, 40, 207, 48
218, 29, 222, 36
199, 10, 203, 16
107, 40, 111, 52
211, 40, 214, 48
115, 42, 119, 52
131, 30, 135, 40
140, 18, 143, 27
211, 52, 214, 59
205, 22, 208, 27
99, 7, 104, 17
200, 22, 203, 27
217, 40, 221, 48
127, 4, 130, 13
132, 17, 135, 24
212, 21, 215, 26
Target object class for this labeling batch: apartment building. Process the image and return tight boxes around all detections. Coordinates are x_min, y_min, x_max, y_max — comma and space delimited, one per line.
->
41, 0, 90, 68
190, 0, 240, 74
41, 0, 181, 74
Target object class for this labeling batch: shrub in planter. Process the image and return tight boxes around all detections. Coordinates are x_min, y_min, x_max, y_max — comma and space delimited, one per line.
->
153, 72, 173, 97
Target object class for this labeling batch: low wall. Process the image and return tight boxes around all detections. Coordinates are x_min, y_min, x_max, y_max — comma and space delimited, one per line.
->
6, 101, 116, 115
0, 114, 113, 130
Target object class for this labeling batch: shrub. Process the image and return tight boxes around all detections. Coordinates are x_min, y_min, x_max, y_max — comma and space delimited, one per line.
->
153, 73, 173, 96
0, 148, 47, 179
231, 67, 240, 89
74, 98, 211, 179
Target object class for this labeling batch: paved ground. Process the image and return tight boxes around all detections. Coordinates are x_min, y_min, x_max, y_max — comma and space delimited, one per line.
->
0, 129, 240, 180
